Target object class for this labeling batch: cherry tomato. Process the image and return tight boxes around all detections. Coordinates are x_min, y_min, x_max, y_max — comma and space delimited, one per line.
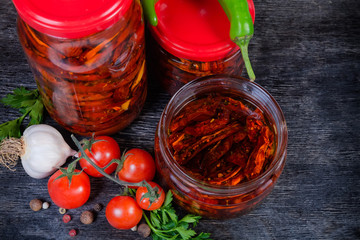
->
117, 148, 155, 184
48, 169, 91, 209
136, 181, 165, 211
79, 136, 120, 177
105, 196, 143, 230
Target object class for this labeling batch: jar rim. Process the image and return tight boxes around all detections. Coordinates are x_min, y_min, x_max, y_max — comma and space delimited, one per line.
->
157, 75, 288, 196
12, 0, 133, 39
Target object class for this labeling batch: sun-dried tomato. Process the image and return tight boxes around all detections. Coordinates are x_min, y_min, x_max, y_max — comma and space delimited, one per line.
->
168, 93, 275, 186
174, 122, 243, 165
16, 1, 146, 135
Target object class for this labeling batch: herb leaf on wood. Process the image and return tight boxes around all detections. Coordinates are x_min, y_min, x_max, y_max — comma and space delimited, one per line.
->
144, 191, 212, 240
0, 87, 44, 140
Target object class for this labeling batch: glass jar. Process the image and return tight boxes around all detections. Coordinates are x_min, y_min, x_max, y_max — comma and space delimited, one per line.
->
13, 0, 146, 135
147, 0, 255, 95
154, 75, 288, 219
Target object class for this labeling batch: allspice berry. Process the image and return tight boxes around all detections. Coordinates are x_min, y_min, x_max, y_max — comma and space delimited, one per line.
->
137, 223, 151, 238
29, 199, 43, 211
93, 203, 102, 212
80, 210, 94, 225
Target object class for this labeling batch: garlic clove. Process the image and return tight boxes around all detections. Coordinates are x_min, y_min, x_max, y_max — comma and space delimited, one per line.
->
21, 156, 47, 179
21, 124, 76, 179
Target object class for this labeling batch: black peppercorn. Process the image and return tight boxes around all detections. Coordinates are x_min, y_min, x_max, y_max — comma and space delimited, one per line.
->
93, 203, 102, 212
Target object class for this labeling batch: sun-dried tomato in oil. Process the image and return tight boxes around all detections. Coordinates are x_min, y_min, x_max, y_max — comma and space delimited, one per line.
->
149, 40, 244, 95
16, 1, 146, 135
168, 93, 275, 186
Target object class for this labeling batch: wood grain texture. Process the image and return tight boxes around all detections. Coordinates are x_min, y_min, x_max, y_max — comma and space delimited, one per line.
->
0, 0, 359, 239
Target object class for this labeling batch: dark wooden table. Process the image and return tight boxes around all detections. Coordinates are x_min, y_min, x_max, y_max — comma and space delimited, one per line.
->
0, 0, 359, 239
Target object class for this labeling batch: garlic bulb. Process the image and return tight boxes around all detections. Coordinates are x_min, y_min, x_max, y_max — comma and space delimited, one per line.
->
21, 124, 76, 179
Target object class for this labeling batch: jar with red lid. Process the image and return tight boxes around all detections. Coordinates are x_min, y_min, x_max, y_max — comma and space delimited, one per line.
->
12, 0, 147, 136
145, 0, 255, 95
154, 75, 288, 219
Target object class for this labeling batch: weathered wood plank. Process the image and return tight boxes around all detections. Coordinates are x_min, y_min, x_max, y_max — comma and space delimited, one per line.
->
0, 0, 359, 239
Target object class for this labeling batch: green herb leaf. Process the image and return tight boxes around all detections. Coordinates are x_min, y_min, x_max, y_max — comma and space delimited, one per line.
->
179, 215, 201, 225
163, 190, 174, 208
161, 208, 169, 224
178, 222, 190, 231
28, 99, 44, 125
162, 221, 176, 230
176, 226, 196, 240
0, 114, 26, 140
144, 190, 211, 240
0, 87, 44, 140
192, 233, 212, 240
164, 207, 178, 225
151, 234, 161, 240
150, 211, 162, 229
127, 187, 137, 196
1, 87, 37, 109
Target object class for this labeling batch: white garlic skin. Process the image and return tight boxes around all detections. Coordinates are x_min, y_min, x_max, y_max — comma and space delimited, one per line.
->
21, 124, 77, 179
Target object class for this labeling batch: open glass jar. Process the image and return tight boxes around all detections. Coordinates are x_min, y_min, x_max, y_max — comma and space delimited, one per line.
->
147, 0, 255, 95
154, 75, 288, 219
13, 0, 146, 135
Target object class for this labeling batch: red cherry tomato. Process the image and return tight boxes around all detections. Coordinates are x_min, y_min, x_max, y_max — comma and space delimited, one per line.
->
105, 196, 143, 230
136, 182, 165, 211
48, 169, 91, 209
79, 136, 120, 177
117, 148, 156, 185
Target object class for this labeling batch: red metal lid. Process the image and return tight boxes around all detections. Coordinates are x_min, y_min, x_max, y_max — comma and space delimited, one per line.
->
12, 0, 133, 38
150, 0, 255, 62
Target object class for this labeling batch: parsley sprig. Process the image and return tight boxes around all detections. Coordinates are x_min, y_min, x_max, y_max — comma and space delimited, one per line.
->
0, 87, 44, 140
143, 191, 211, 240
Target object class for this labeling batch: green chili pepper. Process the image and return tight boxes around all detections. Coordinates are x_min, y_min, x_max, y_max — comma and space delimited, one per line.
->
141, 0, 255, 80
219, 0, 255, 81
141, 0, 158, 26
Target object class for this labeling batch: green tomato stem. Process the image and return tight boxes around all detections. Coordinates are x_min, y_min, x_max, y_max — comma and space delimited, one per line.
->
71, 134, 146, 188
